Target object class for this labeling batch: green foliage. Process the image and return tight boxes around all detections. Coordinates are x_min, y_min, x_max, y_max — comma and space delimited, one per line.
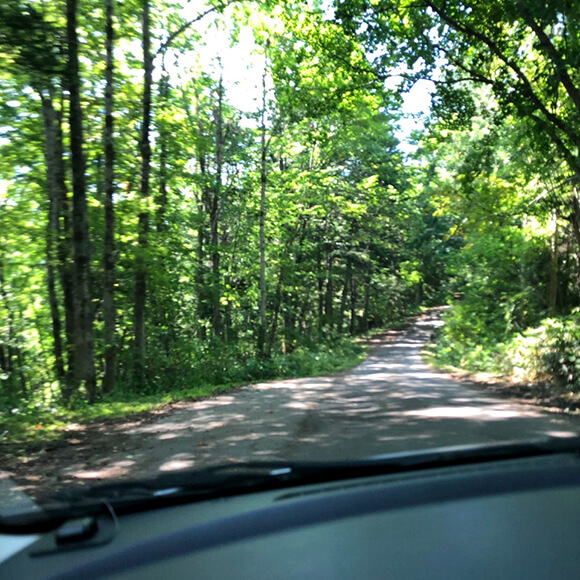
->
418, 75, 580, 386
2, 0, 396, 424
432, 309, 580, 394
9, 0, 571, 418
0, 336, 367, 445
508, 313, 580, 390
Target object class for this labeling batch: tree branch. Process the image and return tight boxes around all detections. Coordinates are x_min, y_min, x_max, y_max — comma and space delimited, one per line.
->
529, 175, 580, 206
514, 0, 580, 114
154, 0, 244, 60
529, 111, 579, 173
427, 1, 580, 149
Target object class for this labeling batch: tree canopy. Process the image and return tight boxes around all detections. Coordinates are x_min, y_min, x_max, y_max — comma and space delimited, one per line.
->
0, 0, 579, 421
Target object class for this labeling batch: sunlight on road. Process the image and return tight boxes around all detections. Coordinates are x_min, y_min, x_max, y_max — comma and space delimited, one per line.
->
159, 454, 195, 472
70, 459, 136, 480
403, 406, 528, 420
545, 431, 578, 438
53, 311, 580, 487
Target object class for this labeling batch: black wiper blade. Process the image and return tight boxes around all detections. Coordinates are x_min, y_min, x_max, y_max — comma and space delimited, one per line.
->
48, 435, 580, 505
4, 436, 580, 533
39, 463, 304, 512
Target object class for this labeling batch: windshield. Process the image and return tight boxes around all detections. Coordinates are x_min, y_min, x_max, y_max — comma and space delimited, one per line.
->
1, 0, 579, 517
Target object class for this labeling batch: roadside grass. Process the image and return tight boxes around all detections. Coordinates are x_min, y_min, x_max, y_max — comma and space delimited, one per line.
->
0, 338, 369, 447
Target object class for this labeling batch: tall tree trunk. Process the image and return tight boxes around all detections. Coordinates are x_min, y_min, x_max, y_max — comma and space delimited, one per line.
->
40, 94, 66, 384
156, 74, 169, 232
102, 0, 116, 394
44, 91, 77, 395
266, 270, 283, 357
324, 249, 334, 327
153, 74, 170, 354
361, 276, 371, 333
349, 277, 358, 336
56, 106, 76, 395
257, 55, 268, 356
210, 75, 224, 338
134, 0, 152, 382
39, 91, 75, 395
196, 192, 208, 341
46, 247, 64, 381
66, 0, 97, 403
0, 260, 26, 397
195, 148, 211, 340
317, 257, 324, 322
339, 263, 350, 333
548, 208, 559, 314
571, 188, 580, 267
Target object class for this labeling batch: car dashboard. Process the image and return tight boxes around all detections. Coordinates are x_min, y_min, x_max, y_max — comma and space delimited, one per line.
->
2, 448, 580, 579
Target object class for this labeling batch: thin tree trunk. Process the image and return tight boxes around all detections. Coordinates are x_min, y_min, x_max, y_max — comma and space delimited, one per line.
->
195, 150, 210, 341
548, 208, 559, 314
266, 271, 283, 357
361, 276, 371, 332
134, 0, 152, 382
46, 257, 63, 378
571, 188, 580, 264
102, 0, 116, 394
46, 253, 64, 380
317, 267, 324, 322
257, 51, 268, 355
324, 249, 334, 326
66, 0, 97, 403
55, 95, 76, 394
210, 75, 224, 338
39, 91, 75, 393
196, 197, 208, 341
184, 91, 210, 340
156, 74, 169, 232
0, 260, 25, 397
40, 94, 66, 384
350, 277, 358, 335
339, 264, 350, 333
153, 74, 170, 354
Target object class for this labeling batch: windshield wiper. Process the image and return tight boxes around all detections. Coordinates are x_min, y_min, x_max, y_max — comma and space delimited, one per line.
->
3, 436, 580, 533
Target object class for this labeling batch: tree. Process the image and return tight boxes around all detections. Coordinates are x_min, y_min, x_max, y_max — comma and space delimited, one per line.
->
133, 0, 152, 384
257, 43, 270, 356
0, 0, 446, 408
66, 0, 97, 402
102, 0, 117, 394
335, 0, 580, 247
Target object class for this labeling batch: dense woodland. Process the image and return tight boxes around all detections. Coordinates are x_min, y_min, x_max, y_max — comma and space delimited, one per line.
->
0, 0, 579, 422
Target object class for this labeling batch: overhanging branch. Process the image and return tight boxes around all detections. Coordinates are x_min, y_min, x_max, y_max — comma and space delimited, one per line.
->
427, 1, 580, 149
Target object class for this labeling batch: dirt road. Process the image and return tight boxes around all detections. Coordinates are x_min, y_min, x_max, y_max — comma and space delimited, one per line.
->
6, 309, 580, 496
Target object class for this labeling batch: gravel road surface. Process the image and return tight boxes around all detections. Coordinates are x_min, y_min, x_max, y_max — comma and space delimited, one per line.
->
54, 309, 580, 484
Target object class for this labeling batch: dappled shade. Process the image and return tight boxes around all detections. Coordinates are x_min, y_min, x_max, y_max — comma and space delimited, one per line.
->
27, 311, 579, 492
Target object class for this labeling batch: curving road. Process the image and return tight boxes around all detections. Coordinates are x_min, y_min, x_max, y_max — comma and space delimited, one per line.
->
49, 308, 580, 485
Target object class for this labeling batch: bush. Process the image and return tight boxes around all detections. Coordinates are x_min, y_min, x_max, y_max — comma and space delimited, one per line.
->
509, 312, 580, 390
433, 305, 580, 391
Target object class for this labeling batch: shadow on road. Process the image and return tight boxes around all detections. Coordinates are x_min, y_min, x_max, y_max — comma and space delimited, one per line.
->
8, 310, 580, 496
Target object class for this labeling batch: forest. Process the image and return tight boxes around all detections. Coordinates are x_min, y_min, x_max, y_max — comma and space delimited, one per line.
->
0, 0, 579, 435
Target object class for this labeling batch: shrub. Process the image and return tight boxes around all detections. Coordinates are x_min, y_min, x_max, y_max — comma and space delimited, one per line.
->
527, 312, 580, 390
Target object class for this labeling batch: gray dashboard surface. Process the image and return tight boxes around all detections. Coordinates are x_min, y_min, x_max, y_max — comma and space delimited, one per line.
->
3, 453, 580, 579
113, 485, 580, 580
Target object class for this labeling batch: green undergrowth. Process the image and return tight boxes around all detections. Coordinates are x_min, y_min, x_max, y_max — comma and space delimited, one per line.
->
0, 336, 368, 447
427, 305, 580, 393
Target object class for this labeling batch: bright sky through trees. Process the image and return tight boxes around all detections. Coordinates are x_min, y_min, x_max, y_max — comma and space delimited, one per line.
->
176, 1, 433, 149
